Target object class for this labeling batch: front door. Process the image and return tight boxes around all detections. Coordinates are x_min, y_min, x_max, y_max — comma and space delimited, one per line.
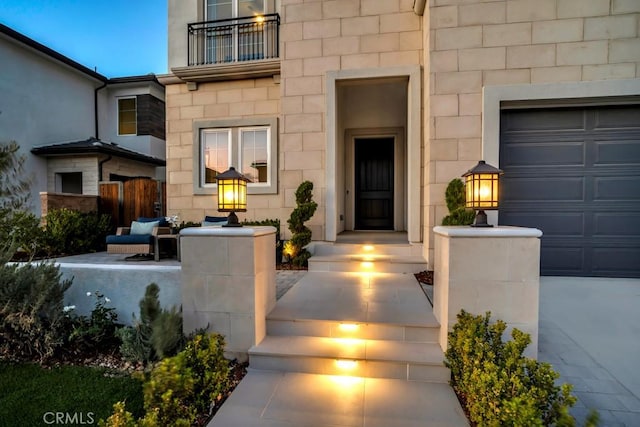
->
355, 137, 394, 230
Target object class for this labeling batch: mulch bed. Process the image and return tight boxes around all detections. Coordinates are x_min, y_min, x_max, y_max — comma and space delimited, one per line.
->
414, 270, 434, 286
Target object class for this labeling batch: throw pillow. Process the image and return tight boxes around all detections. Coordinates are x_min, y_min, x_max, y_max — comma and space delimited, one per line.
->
130, 220, 159, 235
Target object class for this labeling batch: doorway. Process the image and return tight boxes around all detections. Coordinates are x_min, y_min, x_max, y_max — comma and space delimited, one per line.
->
355, 137, 394, 230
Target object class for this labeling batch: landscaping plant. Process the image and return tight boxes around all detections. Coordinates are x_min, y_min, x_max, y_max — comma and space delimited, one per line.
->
42, 208, 112, 256
441, 178, 476, 226
286, 180, 317, 267
0, 260, 73, 362
68, 291, 121, 354
101, 333, 231, 426
116, 283, 184, 365
445, 310, 577, 426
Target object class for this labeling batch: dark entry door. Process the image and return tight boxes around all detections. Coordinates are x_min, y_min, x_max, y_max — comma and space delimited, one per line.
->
355, 137, 394, 230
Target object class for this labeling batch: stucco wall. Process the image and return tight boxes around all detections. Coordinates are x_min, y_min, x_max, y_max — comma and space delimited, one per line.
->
0, 33, 101, 213
424, 0, 640, 261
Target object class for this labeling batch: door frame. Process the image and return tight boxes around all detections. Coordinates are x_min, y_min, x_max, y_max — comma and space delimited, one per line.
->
345, 128, 405, 232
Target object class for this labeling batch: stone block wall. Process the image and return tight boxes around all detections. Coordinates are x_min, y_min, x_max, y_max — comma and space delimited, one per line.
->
280, 0, 424, 240
424, 0, 640, 260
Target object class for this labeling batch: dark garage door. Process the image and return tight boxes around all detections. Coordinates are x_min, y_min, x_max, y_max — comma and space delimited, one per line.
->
499, 104, 640, 278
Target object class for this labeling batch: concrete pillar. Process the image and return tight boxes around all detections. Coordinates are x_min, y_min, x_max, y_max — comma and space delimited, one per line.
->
433, 226, 542, 359
180, 226, 276, 361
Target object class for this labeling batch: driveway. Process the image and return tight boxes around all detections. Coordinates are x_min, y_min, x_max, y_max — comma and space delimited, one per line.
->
539, 276, 640, 426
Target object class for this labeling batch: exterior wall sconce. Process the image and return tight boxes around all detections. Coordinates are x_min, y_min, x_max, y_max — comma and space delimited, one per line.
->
462, 160, 503, 227
215, 166, 249, 227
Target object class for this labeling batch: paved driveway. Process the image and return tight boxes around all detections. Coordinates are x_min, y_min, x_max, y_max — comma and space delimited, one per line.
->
539, 276, 640, 426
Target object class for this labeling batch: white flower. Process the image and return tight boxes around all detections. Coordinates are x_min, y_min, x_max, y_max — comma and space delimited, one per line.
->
105, 297, 111, 303
86, 291, 92, 296
63, 305, 76, 313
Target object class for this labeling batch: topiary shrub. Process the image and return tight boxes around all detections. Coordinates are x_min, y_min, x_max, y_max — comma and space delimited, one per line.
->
445, 310, 577, 426
116, 283, 184, 365
286, 181, 317, 267
441, 178, 475, 226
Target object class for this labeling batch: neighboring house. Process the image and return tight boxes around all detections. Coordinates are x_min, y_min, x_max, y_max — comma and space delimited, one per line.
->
0, 23, 166, 215
163, 0, 640, 278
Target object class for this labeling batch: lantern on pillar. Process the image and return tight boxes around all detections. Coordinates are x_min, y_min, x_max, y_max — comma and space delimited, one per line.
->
215, 166, 249, 227
462, 160, 503, 227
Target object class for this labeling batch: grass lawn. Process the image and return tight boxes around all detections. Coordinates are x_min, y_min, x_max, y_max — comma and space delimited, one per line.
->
0, 362, 144, 427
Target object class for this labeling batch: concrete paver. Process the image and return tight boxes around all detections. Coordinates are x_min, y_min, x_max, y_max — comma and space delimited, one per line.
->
539, 277, 640, 426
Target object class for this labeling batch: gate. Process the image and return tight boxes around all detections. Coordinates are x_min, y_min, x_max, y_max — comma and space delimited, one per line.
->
99, 178, 165, 227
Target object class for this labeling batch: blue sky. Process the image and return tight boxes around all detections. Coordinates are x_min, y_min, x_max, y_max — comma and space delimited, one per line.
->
0, 0, 168, 78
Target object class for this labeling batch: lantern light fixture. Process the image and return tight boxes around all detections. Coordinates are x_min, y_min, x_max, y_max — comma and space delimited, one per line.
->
462, 160, 503, 228
215, 166, 249, 227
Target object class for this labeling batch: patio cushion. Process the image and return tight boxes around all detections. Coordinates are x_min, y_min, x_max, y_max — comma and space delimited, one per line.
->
138, 216, 170, 227
203, 215, 228, 227
130, 220, 159, 235
106, 234, 154, 245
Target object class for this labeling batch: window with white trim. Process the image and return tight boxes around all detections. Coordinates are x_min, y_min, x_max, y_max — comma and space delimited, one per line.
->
195, 118, 277, 194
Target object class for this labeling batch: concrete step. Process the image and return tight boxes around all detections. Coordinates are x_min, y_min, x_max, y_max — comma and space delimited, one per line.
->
249, 335, 450, 383
311, 241, 424, 257
308, 254, 428, 273
266, 318, 439, 343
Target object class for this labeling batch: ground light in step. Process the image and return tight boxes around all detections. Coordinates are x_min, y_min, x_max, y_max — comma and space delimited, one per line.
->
335, 359, 358, 371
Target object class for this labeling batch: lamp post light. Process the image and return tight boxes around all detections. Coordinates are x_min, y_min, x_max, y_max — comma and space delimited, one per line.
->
462, 160, 503, 227
215, 166, 249, 227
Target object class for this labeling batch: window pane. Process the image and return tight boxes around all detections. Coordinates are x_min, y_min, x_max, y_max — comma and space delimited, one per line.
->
118, 98, 136, 135
241, 128, 268, 183
202, 130, 230, 184
207, 0, 232, 20
238, 0, 264, 17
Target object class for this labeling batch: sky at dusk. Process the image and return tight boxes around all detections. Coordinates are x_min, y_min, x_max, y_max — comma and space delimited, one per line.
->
0, 0, 168, 78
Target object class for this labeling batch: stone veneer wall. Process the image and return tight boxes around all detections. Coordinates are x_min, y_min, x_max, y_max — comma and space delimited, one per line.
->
424, 0, 640, 261
164, 77, 284, 228
279, 0, 423, 240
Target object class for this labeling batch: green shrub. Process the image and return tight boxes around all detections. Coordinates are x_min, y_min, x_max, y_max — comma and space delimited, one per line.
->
102, 333, 230, 427
68, 291, 120, 353
0, 141, 31, 212
42, 208, 112, 256
117, 283, 184, 365
0, 210, 44, 261
441, 178, 475, 226
445, 310, 576, 426
286, 181, 317, 267
0, 261, 73, 361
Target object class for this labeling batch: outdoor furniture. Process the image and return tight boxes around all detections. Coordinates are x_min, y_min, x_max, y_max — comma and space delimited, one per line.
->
155, 233, 180, 261
106, 217, 170, 259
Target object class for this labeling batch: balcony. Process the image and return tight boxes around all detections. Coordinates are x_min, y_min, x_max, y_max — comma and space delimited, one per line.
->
172, 14, 280, 83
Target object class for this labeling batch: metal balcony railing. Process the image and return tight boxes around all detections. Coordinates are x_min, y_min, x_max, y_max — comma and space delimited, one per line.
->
188, 14, 280, 66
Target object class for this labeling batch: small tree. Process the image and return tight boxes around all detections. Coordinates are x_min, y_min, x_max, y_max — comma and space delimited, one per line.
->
441, 178, 475, 226
286, 181, 317, 267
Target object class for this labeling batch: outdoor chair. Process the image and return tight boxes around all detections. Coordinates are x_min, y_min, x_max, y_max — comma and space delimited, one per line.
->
106, 217, 170, 259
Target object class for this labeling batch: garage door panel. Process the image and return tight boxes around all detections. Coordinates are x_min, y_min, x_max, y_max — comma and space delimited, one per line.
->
540, 246, 584, 274
593, 213, 640, 237
595, 140, 640, 165
594, 176, 640, 201
501, 142, 585, 167
592, 247, 640, 277
594, 107, 640, 129
502, 108, 585, 132
500, 211, 584, 236
503, 177, 584, 201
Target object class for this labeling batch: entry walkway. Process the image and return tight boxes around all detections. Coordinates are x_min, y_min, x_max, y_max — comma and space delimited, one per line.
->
209, 270, 468, 427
